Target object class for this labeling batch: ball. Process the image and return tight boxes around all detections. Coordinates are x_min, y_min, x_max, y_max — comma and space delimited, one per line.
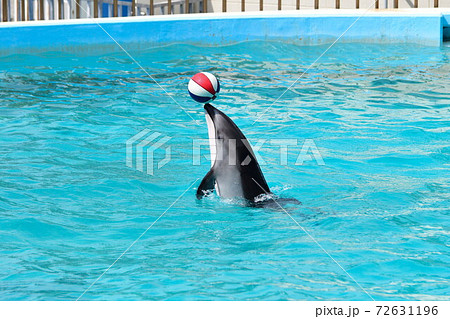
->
188, 72, 220, 104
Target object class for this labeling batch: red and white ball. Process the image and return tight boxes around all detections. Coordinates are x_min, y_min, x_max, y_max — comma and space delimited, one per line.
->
188, 72, 220, 104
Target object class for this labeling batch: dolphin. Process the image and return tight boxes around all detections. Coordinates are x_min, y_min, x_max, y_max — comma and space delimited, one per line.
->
196, 103, 300, 207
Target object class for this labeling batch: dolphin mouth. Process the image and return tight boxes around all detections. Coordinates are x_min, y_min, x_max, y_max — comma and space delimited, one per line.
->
204, 103, 217, 168
204, 103, 217, 120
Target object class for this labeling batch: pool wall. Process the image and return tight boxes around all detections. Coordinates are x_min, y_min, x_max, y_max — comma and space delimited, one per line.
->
0, 9, 449, 54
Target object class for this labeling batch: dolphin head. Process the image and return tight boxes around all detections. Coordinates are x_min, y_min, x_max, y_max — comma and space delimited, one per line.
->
204, 103, 246, 141
203, 103, 248, 167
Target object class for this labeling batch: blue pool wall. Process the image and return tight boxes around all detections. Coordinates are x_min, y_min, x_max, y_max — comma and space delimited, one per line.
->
0, 10, 449, 54
443, 11, 450, 41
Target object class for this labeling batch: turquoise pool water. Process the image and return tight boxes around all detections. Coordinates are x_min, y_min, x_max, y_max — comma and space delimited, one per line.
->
0, 42, 449, 301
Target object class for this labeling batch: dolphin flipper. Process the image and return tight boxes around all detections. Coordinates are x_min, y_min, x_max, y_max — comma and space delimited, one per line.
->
196, 168, 216, 199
